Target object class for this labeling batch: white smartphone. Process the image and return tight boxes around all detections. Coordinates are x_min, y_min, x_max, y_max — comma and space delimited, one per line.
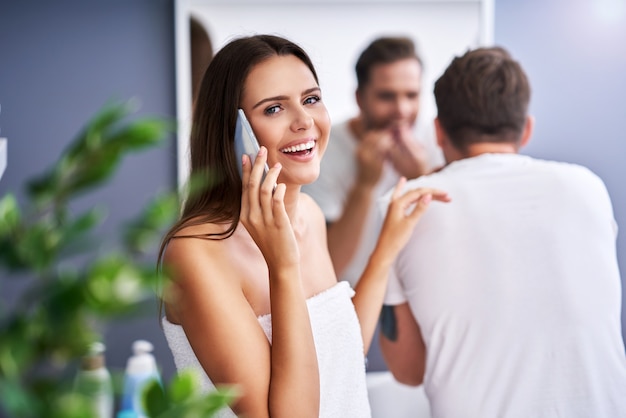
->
234, 108, 269, 179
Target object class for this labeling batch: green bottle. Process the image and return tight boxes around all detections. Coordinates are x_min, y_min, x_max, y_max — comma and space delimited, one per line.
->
75, 342, 114, 418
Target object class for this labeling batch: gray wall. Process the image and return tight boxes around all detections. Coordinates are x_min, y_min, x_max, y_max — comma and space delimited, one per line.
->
0, 0, 179, 382
1, 0, 624, 389
496, 0, 626, 344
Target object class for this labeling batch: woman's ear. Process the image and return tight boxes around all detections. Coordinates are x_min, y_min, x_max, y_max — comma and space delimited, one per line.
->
520, 115, 534, 149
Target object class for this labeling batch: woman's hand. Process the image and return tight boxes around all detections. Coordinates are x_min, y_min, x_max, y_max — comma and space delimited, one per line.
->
240, 147, 300, 271
353, 178, 449, 352
377, 177, 450, 259
239, 148, 320, 417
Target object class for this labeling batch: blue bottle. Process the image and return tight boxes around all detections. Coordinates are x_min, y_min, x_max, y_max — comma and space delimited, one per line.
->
119, 340, 161, 418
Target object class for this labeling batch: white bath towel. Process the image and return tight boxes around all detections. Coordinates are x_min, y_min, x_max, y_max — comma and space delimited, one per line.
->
162, 281, 371, 417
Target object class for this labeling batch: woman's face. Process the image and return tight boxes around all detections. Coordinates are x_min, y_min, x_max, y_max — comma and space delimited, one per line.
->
239, 54, 330, 186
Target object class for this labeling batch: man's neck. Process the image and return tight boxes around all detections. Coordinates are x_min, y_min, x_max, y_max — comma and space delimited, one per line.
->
445, 142, 519, 164
348, 116, 366, 141
466, 142, 519, 157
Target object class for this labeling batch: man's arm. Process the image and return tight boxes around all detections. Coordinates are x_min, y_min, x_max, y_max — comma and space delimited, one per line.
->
379, 303, 427, 386
326, 128, 388, 277
325, 182, 377, 277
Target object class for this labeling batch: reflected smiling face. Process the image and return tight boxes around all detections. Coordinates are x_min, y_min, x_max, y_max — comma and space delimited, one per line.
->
357, 58, 422, 131
239, 54, 330, 187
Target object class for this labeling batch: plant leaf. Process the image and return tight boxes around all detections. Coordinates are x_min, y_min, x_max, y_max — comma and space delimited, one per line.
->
143, 379, 168, 418
167, 370, 200, 404
0, 194, 21, 237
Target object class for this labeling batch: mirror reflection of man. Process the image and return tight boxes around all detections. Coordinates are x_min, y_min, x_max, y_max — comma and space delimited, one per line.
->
304, 36, 443, 287
303, 37, 443, 370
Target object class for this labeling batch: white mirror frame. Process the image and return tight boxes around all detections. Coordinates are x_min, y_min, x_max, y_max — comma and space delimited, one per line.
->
174, 0, 494, 186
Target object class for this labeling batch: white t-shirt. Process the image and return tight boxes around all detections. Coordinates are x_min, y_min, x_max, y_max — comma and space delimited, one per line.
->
303, 119, 444, 286
380, 153, 626, 418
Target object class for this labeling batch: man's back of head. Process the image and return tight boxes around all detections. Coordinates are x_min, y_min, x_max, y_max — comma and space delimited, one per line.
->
434, 47, 531, 152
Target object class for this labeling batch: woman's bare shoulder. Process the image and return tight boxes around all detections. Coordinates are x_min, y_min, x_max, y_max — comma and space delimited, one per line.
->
161, 221, 246, 319
166, 220, 225, 250
162, 220, 262, 278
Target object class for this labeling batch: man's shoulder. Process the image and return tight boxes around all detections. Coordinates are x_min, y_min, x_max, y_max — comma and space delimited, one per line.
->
328, 119, 356, 144
376, 171, 445, 213
526, 156, 605, 185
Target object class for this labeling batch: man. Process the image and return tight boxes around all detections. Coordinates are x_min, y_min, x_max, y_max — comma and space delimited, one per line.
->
378, 46, 626, 417
303, 36, 443, 287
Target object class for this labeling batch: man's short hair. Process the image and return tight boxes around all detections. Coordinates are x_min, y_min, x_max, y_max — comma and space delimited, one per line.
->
434, 47, 531, 150
355, 36, 423, 91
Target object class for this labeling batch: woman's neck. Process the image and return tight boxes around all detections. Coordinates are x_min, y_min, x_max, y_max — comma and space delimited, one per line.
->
283, 184, 304, 231
281, 182, 299, 211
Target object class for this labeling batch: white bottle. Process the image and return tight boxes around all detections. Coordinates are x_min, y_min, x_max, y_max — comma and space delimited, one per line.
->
75, 342, 114, 418
119, 340, 162, 418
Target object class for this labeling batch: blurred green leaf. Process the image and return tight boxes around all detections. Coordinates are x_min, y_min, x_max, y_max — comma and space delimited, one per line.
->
78, 99, 138, 152
0, 99, 229, 417
186, 168, 220, 201
0, 238, 28, 271
0, 313, 40, 365
143, 379, 168, 418
0, 194, 21, 237
0, 379, 39, 417
13, 221, 63, 272
107, 119, 174, 150
201, 387, 240, 415
27, 101, 174, 205
154, 386, 239, 418
50, 392, 100, 418
84, 256, 146, 310
167, 370, 199, 404
55, 207, 107, 260
124, 192, 179, 254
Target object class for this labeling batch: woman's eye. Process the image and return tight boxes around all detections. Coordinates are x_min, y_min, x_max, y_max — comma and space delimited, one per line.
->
264, 105, 281, 115
304, 95, 320, 105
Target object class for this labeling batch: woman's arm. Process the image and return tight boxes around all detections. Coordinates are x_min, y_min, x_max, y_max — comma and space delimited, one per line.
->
325, 128, 389, 277
239, 149, 320, 417
352, 178, 450, 352
164, 239, 276, 416
164, 149, 319, 418
169, 244, 318, 418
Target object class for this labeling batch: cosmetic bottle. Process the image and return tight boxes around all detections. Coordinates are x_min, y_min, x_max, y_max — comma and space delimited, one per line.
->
119, 340, 161, 418
75, 342, 114, 418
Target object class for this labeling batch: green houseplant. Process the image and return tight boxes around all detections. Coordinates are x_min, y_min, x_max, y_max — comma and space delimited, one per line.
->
0, 100, 236, 418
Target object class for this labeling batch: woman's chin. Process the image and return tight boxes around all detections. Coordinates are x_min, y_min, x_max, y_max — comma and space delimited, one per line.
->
301, 169, 321, 185
279, 167, 320, 186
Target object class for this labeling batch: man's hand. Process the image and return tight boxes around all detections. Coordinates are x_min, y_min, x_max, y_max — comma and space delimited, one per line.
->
355, 128, 394, 187
387, 125, 430, 179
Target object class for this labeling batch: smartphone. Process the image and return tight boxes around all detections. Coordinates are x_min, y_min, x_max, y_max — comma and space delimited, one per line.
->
234, 108, 269, 180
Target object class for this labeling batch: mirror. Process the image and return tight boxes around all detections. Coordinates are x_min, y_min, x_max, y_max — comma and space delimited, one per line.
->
174, 0, 494, 186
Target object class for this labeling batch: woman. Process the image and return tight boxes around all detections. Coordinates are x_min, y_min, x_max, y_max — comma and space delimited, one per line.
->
159, 34, 448, 418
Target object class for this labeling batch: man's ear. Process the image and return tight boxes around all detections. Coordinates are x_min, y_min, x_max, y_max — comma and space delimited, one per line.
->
519, 115, 534, 149
355, 88, 363, 110
434, 117, 447, 149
